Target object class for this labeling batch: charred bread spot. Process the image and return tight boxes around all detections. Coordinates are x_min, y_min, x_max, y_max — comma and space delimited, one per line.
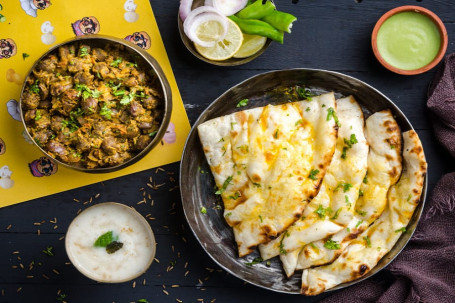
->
359, 264, 369, 275
251, 173, 261, 183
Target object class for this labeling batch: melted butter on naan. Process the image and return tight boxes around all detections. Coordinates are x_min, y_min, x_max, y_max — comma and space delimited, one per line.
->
301, 130, 426, 295
258, 96, 369, 277
296, 109, 403, 271
198, 93, 338, 257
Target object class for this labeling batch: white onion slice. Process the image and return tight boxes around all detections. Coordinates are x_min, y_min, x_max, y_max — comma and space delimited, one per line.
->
183, 7, 229, 48
179, 0, 193, 21
212, 0, 247, 16
204, 0, 213, 6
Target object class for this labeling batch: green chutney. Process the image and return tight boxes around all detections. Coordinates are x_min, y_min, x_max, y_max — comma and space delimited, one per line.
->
377, 11, 441, 70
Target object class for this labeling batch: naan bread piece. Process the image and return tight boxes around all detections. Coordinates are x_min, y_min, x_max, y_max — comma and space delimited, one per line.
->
258, 96, 369, 277
198, 93, 338, 257
297, 109, 402, 270
301, 130, 426, 295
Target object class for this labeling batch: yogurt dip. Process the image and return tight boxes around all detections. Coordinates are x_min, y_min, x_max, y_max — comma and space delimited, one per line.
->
65, 202, 156, 283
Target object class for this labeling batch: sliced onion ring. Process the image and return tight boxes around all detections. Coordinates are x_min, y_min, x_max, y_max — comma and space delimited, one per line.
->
183, 7, 229, 48
179, 0, 193, 21
212, 0, 247, 16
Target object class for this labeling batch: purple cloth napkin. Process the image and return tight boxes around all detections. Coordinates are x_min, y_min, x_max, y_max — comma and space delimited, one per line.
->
320, 56, 455, 302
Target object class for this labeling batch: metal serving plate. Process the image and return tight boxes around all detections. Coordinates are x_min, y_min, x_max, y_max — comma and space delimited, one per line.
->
20, 35, 172, 173
177, 0, 272, 66
179, 69, 427, 295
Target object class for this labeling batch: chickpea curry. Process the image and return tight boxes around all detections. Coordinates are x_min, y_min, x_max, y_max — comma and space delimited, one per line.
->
22, 43, 163, 169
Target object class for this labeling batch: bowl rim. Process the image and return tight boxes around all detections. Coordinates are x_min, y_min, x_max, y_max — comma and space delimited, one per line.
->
177, 0, 273, 66
65, 201, 156, 283
371, 5, 448, 75
19, 34, 173, 173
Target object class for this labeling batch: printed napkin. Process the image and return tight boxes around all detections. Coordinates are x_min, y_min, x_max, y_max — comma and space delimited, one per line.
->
0, 0, 190, 207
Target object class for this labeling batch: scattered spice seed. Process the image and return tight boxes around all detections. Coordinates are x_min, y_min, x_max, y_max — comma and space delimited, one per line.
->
176, 299, 182, 303
211, 299, 216, 303
53, 269, 60, 275
12, 251, 20, 254
42, 274, 50, 279
77, 209, 82, 215
154, 258, 160, 263
1, 289, 4, 296
132, 281, 136, 288
6, 224, 12, 230
184, 270, 189, 276
17, 287, 22, 293
37, 229, 41, 235
26, 275, 34, 279
143, 279, 146, 285
197, 300, 204, 302
171, 285, 179, 288
19, 263, 24, 269
73, 198, 80, 202
184, 262, 188, 268
59, 236, 65, 241
162, 290, 169, 295
95, 193, 100, 198
34, 222, 41, 226
53, 225, 58, 230
11, 266, 17, 269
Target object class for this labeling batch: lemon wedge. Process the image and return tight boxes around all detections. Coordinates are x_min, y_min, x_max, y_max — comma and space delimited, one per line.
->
233, 34, 267, 58
195, 18, 243, 61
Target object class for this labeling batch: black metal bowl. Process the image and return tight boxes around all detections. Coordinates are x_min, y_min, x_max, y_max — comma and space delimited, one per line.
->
179, 68, 427, 295
20, 35, 172, 173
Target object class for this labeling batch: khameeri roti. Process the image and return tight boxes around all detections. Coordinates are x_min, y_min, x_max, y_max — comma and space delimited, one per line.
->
301, 130, 426, 295
198, 92, 338, 257
258, 96, 369, 277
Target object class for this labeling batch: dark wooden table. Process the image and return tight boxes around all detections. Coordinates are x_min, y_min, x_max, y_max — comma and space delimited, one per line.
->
1, 1, 454, 302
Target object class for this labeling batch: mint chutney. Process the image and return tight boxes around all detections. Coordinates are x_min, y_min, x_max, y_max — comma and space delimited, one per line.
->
377, 11, 441, 70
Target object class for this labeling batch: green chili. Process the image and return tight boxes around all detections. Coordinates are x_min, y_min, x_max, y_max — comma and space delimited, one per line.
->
229, 15, 284, 44
237, 0, 276, 20
262, 10, 297, 33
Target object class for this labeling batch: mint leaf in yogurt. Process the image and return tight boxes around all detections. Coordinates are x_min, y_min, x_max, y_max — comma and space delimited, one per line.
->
94, 231, 114, 247
106, 241, 124, 254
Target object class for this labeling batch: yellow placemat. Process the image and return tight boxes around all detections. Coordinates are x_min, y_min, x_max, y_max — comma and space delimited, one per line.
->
0, 0, 190, 208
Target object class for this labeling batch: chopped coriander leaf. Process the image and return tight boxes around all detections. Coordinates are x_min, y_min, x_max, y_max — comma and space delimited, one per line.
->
253, 182, 261, 188
326, 107, 340, 126
274, 129, 279, 139
355, 220, 363, 228
259, 215, 263, 223
308, 169, 320, 180
120, 92, 134, 105
344, 134, 358, 148
296, 86, 313, 100
113, 89, 126, 96
229, 191, 241, 200
42, 246, 54, 256
225, 212, 232, 217
347, 227, 351, 233
126, 62, 138, 67
236, 98, 249, 107
237, 145, 248, 153
22, 53, 30, 60
79, 47, 89, 57
395, 227, 407, 233
324, 238, 340, 250
310, 243, 318, 249
91, 89, 101, 98
148, 131, 158, 137
341, 146, 348, 159
345, 195, 351, 209
137, 300, 149, 303
390, 144, 396, 149
0, 14, 4, 23
335, 182, 352, 192
94, 231, 115, 247
315, 204, 332, 219
363, 236, 371, 248
295, 119, 303, 126
305, 107, 310, 112
356, 209, 367, 216
200, 207, 207, 214
331, 208, 342, 220
100, 103, 112, 119
34, 110, 42, 121
245, 257, 263, 266
407, 194, 412, 201
215, 176, 233, 195
359, 189, 364, 197
30, 80, 40, 94
279, 240, 286, 255
363, 173, 368, 184
56, 293, 67, 301
230, 122, 236, 130
218, 138, 225, 142
266, 260, 271, 267
110, 57, 123, 67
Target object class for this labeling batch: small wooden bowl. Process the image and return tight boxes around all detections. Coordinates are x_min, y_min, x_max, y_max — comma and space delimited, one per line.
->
371, 6, 448, 75
178, 0, 272, 66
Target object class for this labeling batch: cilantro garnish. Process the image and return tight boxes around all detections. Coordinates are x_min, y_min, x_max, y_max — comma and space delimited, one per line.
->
395, 227, 407, 233
308, 169, 320, 180
363, 236, 371, 248
341, 134, 358, 159
34, 110, 42, 121
363, 173, 368, 184
245, 257, 263, 266
148, 130, 158, 137
345, 195, 351, 209
229, 191, 241, 200
315, 205, 332, 219
136, 300, 149, 303
356, 209, 367, 216
215, 176, 233, 195
100, 103, 112, 120
355, 220, 363, 228
236, 99, 249, 107
200, 207, 207, 214
324, 238, 340, 250
79, 47, 89, 57
56, 293, 67, 301
296, 86, 313, 100
110, 57, 123, 67
326, 107, 340, 127
331, 208, 342, 220
30, 80, 40, 94
22, 53, 30, 60
359, 189, 364, 197
407, 194, 412, 201
120, 92, 134, 105
274, 128, 279, 139
295, 119, 302, 126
